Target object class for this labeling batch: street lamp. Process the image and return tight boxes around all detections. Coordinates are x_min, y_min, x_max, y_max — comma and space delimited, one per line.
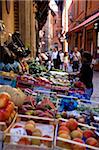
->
94, 22, 99, 30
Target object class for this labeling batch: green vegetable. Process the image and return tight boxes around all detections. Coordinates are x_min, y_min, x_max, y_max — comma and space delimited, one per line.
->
28, 59, 47, 76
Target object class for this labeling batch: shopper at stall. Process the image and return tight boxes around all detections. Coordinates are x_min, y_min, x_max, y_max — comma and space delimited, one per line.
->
72, 47, 81, 72
79, 51, 93, 100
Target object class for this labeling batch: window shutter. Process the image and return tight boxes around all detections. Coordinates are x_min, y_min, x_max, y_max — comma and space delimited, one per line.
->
14, 1, 19, 31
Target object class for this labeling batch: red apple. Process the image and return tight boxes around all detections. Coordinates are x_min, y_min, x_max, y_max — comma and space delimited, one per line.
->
66, 118, 78, 131
0, 110, 5, 121
0, 92, 11, 108
59, 126, 70, 134
18, 137, 31, 145
6, 101, 14, 116
83, 129, 95, 139
0, 101, 14, 122
42, 135, 51, 147
72, 138, 86, 150
86, 137, 98, 146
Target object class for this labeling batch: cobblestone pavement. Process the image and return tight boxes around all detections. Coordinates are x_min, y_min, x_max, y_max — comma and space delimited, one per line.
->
91, 71, 99, 101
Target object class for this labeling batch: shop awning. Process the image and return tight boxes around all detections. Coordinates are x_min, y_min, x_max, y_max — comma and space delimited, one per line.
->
35, 1, 49, 30
70, 12, 99, 32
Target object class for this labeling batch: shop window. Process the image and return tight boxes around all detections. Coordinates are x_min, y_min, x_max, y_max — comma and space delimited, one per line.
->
97, 32, 99, 47
75, 33, 78, 47
75, 1, 78, 17
88, 0, 92, 9
72, 4, 75, 19
0, 1, 2, 20
87, 30, 93, 52
80, 34, 82, 48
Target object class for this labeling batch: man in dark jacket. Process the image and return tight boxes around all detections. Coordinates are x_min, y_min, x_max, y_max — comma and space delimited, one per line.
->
80, 51, 93, 100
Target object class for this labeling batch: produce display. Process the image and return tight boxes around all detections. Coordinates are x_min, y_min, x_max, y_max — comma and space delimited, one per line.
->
4, 115, 55, 149
0, 71, 17, 78
55, 118, 99, 150
0, 71, 17, 87
0, 85, 26, 106
55, 97, 99, 130
0, 92, 16, 126
19, 95, 56, 119
0, 70, 98, 150
28, 60, 47, 77
50, 75, 70, 87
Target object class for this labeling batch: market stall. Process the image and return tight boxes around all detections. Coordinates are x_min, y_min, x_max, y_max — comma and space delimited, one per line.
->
0, 49, 99, 149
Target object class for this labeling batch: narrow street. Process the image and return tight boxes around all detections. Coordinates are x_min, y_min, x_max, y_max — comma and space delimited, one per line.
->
0, 0, 99, 150
92, 71, 99, 101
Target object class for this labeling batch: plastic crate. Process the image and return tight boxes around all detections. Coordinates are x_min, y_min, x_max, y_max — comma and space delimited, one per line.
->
0, 76, 16, 87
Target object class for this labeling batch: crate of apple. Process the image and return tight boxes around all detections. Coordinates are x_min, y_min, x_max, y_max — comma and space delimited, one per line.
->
4, 115, 55, 149
0, 92, 16, 128
55, 118, 99, 150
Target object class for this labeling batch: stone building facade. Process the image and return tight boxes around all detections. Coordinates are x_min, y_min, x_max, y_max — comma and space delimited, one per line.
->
0, 0, 49, 58
68, 0, 99, 70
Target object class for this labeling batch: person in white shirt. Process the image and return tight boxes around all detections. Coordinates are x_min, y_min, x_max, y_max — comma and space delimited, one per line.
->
51, 47, 58, 69
64, 52, 69, 71
59, 50, 64, 70
72, 47, 81, 72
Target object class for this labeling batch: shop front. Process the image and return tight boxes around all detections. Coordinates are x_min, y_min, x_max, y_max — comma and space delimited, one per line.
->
68, 12, 99, 70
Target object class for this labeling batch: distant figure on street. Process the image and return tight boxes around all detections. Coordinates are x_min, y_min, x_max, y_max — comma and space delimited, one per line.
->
79, 51, 93, 100
59, 50, 64, 70
56, 49, 61, 69
36, 52, 42, 64
72, 47, 81, 72
64, 52, 69, 71
80, 48, 84, 57
91, 55, 96, 69
51, 47, 58, 69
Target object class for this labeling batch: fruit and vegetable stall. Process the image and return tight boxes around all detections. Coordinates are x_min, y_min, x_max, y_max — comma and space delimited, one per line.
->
0, 69, 99, 149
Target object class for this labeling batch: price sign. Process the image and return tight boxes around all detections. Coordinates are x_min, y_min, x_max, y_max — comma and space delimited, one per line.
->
0, 131, 3, 150
10, 127, 27, 143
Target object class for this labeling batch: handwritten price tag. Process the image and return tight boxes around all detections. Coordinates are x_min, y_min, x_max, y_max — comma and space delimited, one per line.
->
10, 127, 27, 143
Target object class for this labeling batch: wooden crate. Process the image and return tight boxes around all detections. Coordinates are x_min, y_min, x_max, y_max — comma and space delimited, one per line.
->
0, 113, 17, 150
54, 118, 99, 150
3, 114, 56, 150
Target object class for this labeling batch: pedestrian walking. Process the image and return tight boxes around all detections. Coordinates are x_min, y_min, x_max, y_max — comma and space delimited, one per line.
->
56, 49, 61, 69
72, 47, 81, 72
79, 51, 93, 100
59, 50, 64, 70
91, 55, 96, 69
64, 52, 69, 71
51, 47, 58, 69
